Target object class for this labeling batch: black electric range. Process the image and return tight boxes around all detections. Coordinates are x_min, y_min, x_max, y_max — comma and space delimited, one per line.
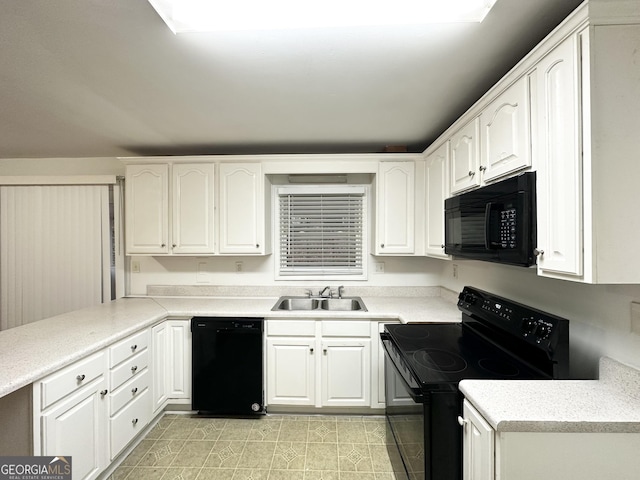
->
381, 286, 570, 480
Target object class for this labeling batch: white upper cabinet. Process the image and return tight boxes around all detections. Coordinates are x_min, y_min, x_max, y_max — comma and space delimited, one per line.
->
219, 163, 267, 255
376, 161, 415, 255
125, 163, 214, 255
425, 142, 450, 258
450, 117, 481, 194
171, 164, 216, 254
125, 164, 169, 255
480, 75, 532, 182
534, 34, 582, 279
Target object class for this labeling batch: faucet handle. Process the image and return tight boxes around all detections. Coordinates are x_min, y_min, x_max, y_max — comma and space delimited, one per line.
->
305, 289, 313, 297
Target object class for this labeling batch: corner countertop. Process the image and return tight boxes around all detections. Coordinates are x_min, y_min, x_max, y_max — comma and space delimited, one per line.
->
460, 357, 640, 433
0, 287, 460, 398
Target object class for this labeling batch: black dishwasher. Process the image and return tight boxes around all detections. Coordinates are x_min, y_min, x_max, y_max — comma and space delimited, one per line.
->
191, 317, 265, 416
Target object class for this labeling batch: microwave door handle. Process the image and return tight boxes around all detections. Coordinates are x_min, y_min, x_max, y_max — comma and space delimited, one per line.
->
484, 202, 492, 250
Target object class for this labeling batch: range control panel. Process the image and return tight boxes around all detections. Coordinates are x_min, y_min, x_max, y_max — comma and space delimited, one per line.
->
457, 286, 569, 347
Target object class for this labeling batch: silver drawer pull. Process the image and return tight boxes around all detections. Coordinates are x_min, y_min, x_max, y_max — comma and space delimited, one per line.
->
76, 374, 85, 382
131, 387, 138, 395
132, 418, 139, 426
131, 366, 138, 374
457, 416, 467, 427
131, 344, 137, 352
100, 389, 108, 397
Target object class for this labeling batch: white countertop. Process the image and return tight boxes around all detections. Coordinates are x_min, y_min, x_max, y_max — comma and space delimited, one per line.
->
460, 357, 640, 433
0, 290, 460, 398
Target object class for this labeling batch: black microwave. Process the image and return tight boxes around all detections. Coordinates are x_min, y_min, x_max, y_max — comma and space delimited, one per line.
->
444, 172, 536, 266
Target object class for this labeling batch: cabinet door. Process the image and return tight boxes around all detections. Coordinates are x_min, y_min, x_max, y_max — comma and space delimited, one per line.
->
125, 164, 169, 254
321, 339, 371, 407
219, 163, 265, 254
152, 320, 191, 414
171, 163, 215, 254
535, 35, 583, 278
450, 117, 481, 194
480, 75, 532, 182
42, 378, 108, 480
376, 161, 415, 254
425, 142, 451, 258
462, 400, 494, 480
266, 337, 316, 406
166, 320, 191, 399
151, 322, 168, 413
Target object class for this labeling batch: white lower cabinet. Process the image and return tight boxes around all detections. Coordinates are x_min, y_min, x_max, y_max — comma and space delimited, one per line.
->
462, 399, 640, 480
108, 329, 151, 460
35, 351, 109, 480
266, 319, 373, 409
151, 319, 192, 414
461, 400, 494, 480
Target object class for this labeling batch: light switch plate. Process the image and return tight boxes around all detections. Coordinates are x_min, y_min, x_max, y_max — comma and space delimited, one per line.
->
631, 301, 640, 335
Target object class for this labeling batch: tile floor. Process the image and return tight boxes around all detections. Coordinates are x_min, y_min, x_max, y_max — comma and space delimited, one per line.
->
109, 414, 408, 480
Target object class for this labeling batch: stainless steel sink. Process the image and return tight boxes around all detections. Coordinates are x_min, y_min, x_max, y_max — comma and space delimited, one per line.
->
319, 298, 366, 311
272, 296, 367, 312
272, 297, 319, 311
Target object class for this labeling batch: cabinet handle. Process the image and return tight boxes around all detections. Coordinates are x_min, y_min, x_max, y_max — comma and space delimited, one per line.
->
100, 389, 108, 397
534, 248, 544, 257
256, 243, 260, 248
323, 348, 327, 355
479, 166, 487, 172
161, 243, 166, 248
441, 244, 445, 249
172, 244, 177, 248
132, 418, 139, 426
457, 416, 467, 427
380, 244, 385, 248
131, 344, 137, 352
468, 170, 476, 177
310, 348, 314, 354
131, 366, 138, 374
76, 374, 85, 382
131, 387, 138, 395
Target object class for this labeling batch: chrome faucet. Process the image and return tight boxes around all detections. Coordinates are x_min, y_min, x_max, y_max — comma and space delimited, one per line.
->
337, 285, 344, 299
319, 286, 332, 298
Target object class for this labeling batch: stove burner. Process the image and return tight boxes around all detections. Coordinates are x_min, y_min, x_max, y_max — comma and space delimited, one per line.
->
394, 325, 430, 340
478, 358, 520, 377
413, 349, 468, 373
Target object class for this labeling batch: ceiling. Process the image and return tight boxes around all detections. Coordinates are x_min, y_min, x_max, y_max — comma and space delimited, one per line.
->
0, 0, 584, 159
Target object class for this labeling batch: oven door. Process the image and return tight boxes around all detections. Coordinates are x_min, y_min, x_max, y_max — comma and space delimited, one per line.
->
381, 332, 462, 480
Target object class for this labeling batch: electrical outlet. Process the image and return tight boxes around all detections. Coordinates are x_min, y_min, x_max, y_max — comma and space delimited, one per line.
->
131, 260, 140, 273
374, 262, 385, 273
196, 262, 209, 283
235, 261, 244, 273
631, 301, 640, 335
452, 264, 458, 279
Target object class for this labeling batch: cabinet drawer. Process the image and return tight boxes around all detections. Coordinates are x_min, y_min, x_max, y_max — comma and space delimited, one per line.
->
321, 321, 370, 337
110, 349, 149, 390
267, 320, 315, 336
109, 388, 151, 458
110, 368, 150, 415
109, 329, 150, 368
40, 351, 106, 410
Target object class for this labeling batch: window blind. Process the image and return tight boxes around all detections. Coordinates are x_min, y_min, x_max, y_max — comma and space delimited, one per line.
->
278, 186, 365, 276
0, 185, 112, 330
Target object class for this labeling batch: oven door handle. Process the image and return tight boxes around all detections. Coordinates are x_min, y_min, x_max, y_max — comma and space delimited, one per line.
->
380, 333, 425, 403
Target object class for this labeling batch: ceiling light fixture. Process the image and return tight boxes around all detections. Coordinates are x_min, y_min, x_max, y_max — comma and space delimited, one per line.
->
148, 0, 498, 34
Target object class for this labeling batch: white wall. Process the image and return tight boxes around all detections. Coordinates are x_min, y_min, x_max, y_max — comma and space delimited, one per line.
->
438, 259, 640, 378
127, 254, 444, 295
0, 157, 125, 176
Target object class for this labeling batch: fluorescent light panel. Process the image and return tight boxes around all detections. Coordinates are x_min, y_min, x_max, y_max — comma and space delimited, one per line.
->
148, 0, 498, 34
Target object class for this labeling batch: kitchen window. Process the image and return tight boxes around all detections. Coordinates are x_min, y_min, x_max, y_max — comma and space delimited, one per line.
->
276, 185, 367, 279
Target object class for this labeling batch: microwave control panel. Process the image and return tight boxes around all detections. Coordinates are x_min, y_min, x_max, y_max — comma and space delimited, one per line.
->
500, 208, 517, 249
